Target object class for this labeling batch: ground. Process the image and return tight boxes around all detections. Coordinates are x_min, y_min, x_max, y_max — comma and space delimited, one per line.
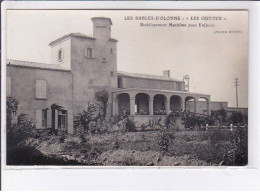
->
7, 129, 247, 166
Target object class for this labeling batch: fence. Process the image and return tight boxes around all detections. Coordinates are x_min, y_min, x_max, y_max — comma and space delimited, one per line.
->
206, 124, 247, 131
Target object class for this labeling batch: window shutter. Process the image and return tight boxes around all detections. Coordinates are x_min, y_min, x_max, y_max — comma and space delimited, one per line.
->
92, 48, 95, 58
67, 110, 74, 134
6, 76, 11, 96
36, 80, 47, 99
55, 110, 58, 129
42, 81, 47, 98
36, 109, 42, 129
36, 81, 40, 98
84, 48, 88, 58
47, 109, 52, 128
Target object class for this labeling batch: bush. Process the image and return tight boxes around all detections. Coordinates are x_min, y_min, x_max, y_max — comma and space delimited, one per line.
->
125, 117, 137, 132
165, 113, 178, 130
7, 113, 35, 148
74, 102, 99, 134
157, 131, 175, 154
208, 128, 233, 145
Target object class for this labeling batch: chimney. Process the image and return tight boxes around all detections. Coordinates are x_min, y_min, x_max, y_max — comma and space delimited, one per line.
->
163, 70, 170, 77
91, 17, 112, 40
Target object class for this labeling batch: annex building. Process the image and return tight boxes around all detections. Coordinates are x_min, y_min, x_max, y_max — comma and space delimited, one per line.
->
7, 17, 234, 134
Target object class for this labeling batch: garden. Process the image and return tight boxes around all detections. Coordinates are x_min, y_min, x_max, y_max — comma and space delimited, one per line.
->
6, 96, 248, 166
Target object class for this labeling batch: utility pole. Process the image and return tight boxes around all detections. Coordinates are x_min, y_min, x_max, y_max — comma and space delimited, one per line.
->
234, 78, 239, 107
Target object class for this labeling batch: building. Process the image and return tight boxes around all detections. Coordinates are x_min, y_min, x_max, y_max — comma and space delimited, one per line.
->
7, 17, 224, 134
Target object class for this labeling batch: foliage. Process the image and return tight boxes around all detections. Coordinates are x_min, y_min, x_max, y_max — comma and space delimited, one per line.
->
211, 108, 227, 123
181, 114, 215, 130
7, 113, 35, 148
74, 102, 99, 134
125, 116, 137, 132
229, 112, 244, 125
232, 126, 248, 165
95, 90, 109, 120
165, 113, 178, 130
208, 128, 233, 145
51, 103, 63, 111
157, 130, 175, 154
196, 127, 248, 165
6, 97, 19, 130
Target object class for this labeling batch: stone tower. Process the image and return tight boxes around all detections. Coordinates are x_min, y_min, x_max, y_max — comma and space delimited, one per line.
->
49, 17, 118, 115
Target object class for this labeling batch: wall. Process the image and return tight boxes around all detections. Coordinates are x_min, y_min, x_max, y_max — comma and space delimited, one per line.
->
210, 102, 228, 110
70, 36, 117, 115
50, 37, 71, 70
7, 65, 73, 132
133, 115, 185, 130
226, 107, 248, 116
120, 76, 184, 91
186, 101, 246, 115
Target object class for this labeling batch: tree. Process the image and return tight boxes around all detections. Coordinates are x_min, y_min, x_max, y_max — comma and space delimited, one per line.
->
95, 90, 109, 120
74, 102, 99, 134
6, 97, 35, 148
6, 97, 19, 129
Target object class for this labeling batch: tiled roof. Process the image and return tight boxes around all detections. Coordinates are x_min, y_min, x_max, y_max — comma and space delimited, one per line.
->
6, 59, 70, 71
49, 33, 118, 46
117, 71, 183, 82
49, 33, 96, 46
109, 38, 118, 42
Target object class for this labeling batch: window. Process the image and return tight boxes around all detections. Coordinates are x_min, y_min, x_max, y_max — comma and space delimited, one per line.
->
118, 78, 123, 88
88, 48, 92, 58
58, 48, 64, 62
103, 58, 107, 63
177, 83, 181, 91
36, 80, 47, 99
7, 76, 11, 96
84, 48, 95, 58
42, 109, 47, 128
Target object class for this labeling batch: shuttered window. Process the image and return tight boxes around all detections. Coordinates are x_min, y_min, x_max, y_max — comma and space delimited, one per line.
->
7, 76, 11, 96
84, 48, 95, 58
36, 80, 47, 99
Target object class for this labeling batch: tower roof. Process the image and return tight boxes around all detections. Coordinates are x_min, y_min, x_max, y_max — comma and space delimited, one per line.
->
91, 17, 112, 25
49, 33, 95, 46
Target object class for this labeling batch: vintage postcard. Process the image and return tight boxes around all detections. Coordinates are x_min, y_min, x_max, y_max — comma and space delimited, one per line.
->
4, 9, 248, 167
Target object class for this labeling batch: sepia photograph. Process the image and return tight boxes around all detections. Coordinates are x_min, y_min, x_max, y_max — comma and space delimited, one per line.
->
5, 10, 248, 167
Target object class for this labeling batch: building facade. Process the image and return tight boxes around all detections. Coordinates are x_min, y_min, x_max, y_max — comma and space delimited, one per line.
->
7, 17, 214, 134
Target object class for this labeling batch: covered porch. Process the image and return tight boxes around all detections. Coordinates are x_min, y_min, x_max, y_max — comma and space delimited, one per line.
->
112, 88, 211, 116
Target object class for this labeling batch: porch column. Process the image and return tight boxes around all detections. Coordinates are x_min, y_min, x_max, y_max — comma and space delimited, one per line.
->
181, 97, 185, 111
194, 100, 198, 113
130, 97, 136, 116
112, 98, 118, 116
165, 99, 170, 115
149, 99, 154, 115
207, 102, 211, 115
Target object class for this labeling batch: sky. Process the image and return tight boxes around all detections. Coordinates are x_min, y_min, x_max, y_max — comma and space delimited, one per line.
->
6, 10, 248, 107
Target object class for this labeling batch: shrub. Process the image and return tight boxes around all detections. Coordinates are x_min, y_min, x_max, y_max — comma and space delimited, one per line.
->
165, 113, 178, 130
208, 128, 233, 145
6, 97, 19, 129
74, 102, 99, 134
7, 113, 35, 148
157, 131, 175, 154
125, 116, 137, 132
